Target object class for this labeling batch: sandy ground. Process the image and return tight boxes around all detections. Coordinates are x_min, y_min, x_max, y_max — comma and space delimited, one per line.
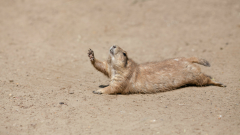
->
0, 0, 240, 135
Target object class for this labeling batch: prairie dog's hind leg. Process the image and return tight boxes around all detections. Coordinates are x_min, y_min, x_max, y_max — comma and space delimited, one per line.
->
197, 73, 226, 87
208, 80, 226, 87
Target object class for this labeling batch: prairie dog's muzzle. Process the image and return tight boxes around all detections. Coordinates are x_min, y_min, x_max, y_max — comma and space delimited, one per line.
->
110, 45, 116, 55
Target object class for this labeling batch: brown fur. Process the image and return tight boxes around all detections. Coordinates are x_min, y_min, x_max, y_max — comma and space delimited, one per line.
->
88, 46, 226, 94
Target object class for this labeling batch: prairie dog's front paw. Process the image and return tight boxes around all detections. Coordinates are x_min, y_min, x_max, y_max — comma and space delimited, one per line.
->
88, 49, 94, 61
93, 90, 102, 94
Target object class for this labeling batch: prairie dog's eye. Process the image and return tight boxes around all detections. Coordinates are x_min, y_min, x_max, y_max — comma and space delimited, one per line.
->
123, 53, 126, 57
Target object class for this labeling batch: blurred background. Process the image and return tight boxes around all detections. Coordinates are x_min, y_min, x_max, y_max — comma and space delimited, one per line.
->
0, 0, 239, 134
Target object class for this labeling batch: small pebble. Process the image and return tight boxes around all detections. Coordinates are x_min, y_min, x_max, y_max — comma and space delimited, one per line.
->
150, 119, 156, 122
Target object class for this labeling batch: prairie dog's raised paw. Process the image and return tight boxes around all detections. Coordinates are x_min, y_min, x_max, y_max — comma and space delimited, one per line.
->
88, 49, 94, 61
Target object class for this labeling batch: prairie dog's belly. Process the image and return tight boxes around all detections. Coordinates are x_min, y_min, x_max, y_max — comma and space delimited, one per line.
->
130, 60, 199, 93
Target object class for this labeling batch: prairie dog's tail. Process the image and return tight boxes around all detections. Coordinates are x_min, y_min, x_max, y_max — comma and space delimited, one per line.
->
187, 57, 210, 67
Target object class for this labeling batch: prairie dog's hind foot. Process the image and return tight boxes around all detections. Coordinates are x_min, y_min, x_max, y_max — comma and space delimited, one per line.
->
88, 49, 94, 61
209, 80, 226, 87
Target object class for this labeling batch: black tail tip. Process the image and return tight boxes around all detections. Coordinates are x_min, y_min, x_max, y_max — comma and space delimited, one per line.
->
201, 59, 211, 67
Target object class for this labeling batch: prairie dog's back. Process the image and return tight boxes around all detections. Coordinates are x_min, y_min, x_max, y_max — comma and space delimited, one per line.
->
129, 58, 202, 93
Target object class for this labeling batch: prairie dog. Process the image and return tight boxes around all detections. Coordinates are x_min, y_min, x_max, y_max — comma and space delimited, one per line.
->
88, 45, 225, 94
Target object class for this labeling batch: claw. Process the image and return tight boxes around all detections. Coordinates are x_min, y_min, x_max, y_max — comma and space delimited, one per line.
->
88, 49, 94, 61
220, 83, 227, 87
93, 91, 102, 94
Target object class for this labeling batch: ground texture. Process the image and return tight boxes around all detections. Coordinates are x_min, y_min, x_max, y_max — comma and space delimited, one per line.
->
0, 0, 240, 135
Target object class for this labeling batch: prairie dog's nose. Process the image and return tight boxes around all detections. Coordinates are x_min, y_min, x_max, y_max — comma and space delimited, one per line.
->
112, 45, 116, 48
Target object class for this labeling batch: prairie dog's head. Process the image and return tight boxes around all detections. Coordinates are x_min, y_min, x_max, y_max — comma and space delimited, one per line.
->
109, 45, 128, 67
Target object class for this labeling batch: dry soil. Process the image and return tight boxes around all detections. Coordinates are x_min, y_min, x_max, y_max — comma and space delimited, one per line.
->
0, 0, 240, 135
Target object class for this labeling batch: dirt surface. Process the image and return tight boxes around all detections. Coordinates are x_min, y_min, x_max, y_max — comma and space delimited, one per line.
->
0, 0, 240, 135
